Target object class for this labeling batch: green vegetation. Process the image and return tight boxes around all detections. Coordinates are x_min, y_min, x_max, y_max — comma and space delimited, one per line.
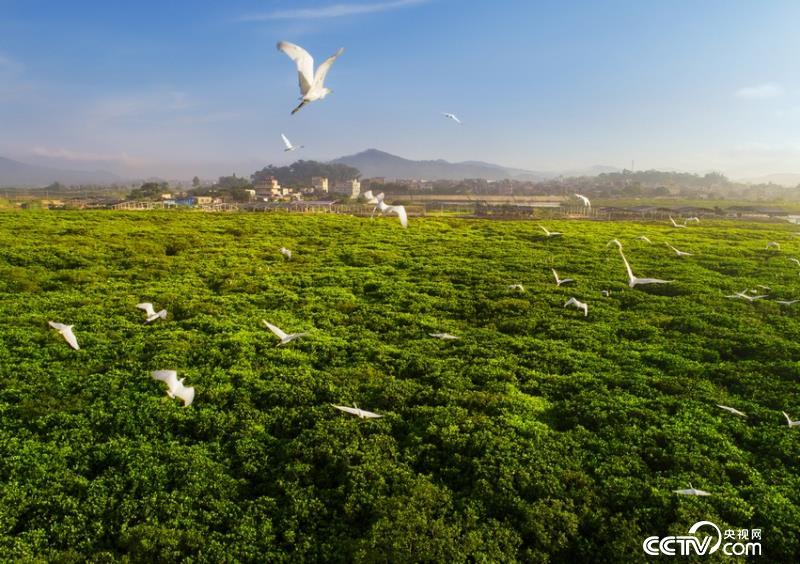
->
0, 211, 799, 561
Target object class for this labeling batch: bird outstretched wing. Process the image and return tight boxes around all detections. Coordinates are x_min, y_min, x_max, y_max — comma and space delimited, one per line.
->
313, 47, 344, 89
277, 41, 315, 95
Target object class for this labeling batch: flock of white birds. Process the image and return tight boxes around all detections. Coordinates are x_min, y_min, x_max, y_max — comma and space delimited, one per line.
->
41, 41, 799, 497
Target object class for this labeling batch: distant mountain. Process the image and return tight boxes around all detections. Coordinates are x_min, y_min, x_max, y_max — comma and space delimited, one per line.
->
738, 173, 800, 187
331, 149, 549, 181
0, 156, 121, 187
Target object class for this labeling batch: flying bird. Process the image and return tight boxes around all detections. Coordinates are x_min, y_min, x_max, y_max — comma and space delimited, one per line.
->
332, 403, 383, 419
669, 216, 687, 228
136, 303, 167, 324
574, 193, 591, 207
538, 225, 563, 237
636, 235, 652, 243
782, 412, 800, 427
373, 193, 408, 228
151, 370, 195, 406
666, 243, 693, 257
725, 290, 767, 302
673, 483, 711, 496
442, 112, 461, 124
564, 297, 588, 317
685, 217, 700, 223
281, 133, 303, 152
280, 247, 292, 259
616, 247, 672, 288
507, 284, 525, 292
48, 321, 79, 350
430, 332, 459, 340
766, 241, 781, 250
776, 299, 799, 306
262, 320, 309, 345
277, 41, 344, 115
552, 269, 574, 287
716, 404, 747, 417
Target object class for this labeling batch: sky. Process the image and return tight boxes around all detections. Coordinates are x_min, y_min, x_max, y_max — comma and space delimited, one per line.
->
1, 0, 799, 180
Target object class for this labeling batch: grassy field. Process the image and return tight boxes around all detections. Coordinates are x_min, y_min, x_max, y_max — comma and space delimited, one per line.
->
1, 210, 799, 561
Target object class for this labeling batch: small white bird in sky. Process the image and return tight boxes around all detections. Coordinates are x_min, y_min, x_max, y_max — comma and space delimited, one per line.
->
669, 216, 687, 228
280, 247, 292, 259
262, 320, 309, 345
48, 321, 79, 350
137, 303, 167, 324
281, 133, 303, 152
616, 248, 673, 288
152, 370, 195, 406
782, 412, 800, 427
564, 297, 588, 316
666, 243, 693, 257
277, 41, 344, 115
539, 225, 563, 237
725, 290, 767, 302
507, 283, 525, 292
430, 332, 459, 340
636, 235, 652, 243
442, 112, 461, 124
332, 403, 383, 419
373, 193, 408, 228
766, 241, 781, 250
552, 269, 574, 287
575, 193, 591, 207
674, 483, 711, 496
716, 404, 747, 417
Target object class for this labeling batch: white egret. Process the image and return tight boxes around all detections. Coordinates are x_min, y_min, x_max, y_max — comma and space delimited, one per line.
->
281, 133, 303, 152
373, 193, 408, 228
725, 290, 766, 302
673, 483, 711, 496
716, 404, 746, 417
538, 225, 563, 237
442, 112, 461, 124
332, 403, 383, 419
48, 321, 79, 350
552, 269, 574, 286
262, 320, 309, 345
776, 299, 799, 306
669, 216, 687, 228
430, 332, 459, 340
575, 193, 591, 207
136, 302, 167, 324
616, 247, 672, 288
277, 41, 344, 115
280, 247, 292, 259
782, 412, 800, 427
152, 370, 195, 406
564, 297, 588, 316
666, 243, 693, 257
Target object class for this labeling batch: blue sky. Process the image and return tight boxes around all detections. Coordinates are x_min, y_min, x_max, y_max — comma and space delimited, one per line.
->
1, 0, 799, 180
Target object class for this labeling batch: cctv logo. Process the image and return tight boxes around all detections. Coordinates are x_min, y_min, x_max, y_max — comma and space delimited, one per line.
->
643, 521, 762, 557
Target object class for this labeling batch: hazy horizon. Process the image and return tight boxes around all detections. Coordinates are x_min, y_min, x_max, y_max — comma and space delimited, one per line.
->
2, 0, 800, 180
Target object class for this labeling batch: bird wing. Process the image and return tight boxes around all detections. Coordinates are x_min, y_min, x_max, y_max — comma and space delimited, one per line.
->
332, 404, 360, 416
552, 269, 559, 283
281, 133, 292, 150
277, 41, 315, 94
137, 303, 156, 316
539, 225, 549, 235
262, 320, 288, 340
152, 370, 179, 391
48, 321, 67, 331
618, 249, 636, 284
783, 411, 793, 424
176, 384, 195, 407
62, 326, 79, 349
312, 47, 344, 89
390, 205, 408, 228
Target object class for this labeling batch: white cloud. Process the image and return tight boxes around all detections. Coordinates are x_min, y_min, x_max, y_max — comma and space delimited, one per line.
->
239, 0, 428, 21
735, 82, 785, 100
